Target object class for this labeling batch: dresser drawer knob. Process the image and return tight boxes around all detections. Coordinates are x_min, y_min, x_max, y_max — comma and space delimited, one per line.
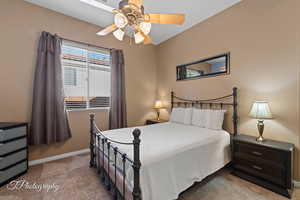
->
252, 151, 262, 156
252, 165, 263, 170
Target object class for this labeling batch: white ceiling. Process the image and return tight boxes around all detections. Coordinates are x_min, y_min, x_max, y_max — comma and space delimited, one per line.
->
24, 0, 241, 45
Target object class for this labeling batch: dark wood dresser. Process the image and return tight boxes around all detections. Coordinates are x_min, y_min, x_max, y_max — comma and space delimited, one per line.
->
0, 123, 28, 187
232, 134, 294, 198
145, 119, 168, 125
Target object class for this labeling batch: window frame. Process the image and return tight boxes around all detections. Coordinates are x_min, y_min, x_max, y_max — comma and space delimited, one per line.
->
62, 40, 111, 111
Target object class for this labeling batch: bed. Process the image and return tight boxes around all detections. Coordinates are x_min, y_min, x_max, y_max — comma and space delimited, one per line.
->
89, 87, 238, 200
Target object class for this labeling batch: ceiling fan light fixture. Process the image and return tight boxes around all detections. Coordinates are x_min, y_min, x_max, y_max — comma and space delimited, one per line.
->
114, 13, 128, 28
94, 0, 185, 45
139, 22, 151, 35
113, 29, 125, 41
134, 32, 145, 44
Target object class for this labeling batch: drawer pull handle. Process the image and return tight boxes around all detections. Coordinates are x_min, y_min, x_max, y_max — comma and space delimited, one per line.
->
252, 165, 263, 170
252, 151, 262, 156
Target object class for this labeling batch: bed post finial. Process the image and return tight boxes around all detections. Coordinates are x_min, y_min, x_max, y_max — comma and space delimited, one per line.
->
132, 128, 142, 200
89, 113, 96, 167
232, 87, 238, 136
90, 113, 95, 121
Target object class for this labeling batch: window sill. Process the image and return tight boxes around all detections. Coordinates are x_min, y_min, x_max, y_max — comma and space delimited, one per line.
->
67, 107, 110, 112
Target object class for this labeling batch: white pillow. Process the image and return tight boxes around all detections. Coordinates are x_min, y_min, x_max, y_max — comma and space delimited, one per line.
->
205, 110, 226, 130
170, 108, 193, 125
191, 109, 209, 127
184, 108, 193, 125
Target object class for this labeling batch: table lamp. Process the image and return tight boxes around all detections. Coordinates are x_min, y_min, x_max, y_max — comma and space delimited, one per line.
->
153, 100, 165, 120
249, 101, 273, 142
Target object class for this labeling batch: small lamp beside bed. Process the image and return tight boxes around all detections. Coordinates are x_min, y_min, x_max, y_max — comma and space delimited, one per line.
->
249, 101, 273, 142
153, 100, 165, 120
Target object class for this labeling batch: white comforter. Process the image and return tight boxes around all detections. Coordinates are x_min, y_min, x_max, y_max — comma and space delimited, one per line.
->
101, 122, 231, 200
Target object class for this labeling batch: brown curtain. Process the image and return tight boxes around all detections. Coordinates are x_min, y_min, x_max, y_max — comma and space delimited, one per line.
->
109, 49, 127, 129
29, 31, 71, 145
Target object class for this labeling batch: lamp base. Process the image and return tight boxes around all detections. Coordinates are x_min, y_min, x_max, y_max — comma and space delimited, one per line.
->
256, 135, 264, 142
156, 110, 160, 121
256, 120, 265, 142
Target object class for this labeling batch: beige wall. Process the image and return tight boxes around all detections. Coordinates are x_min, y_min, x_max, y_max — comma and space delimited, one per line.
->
0, 0, 158, 160
156, 0, 300, 180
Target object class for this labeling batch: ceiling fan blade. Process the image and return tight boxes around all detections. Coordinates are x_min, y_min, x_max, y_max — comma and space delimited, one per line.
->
146, 14, 185, 25
80, 0, 116, 13
128, 0, 143, 7
96, 24, 117, 36
143, 35, 152, 44
138, 30, 152, 44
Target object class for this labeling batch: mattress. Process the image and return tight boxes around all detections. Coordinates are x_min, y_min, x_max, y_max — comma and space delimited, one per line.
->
96, 122, 231, 200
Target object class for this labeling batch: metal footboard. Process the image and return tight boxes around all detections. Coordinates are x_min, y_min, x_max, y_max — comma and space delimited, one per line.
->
89, 113, 142, 200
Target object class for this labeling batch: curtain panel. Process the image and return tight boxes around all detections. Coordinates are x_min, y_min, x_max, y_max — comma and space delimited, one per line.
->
30, 31, 71, 145
109, 49, 127, 129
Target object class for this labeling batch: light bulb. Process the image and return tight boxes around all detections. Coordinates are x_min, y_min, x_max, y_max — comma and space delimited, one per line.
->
113, 29, 125, 41
139, 22, 151, 35
134, 32, 145, 44
114, 13, 128, 28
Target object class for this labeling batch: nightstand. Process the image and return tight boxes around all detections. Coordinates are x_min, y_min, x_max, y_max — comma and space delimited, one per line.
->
232, 134, 294, 198
145, 119, 168, 125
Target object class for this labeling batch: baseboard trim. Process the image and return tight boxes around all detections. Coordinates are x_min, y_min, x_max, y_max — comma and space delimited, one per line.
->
29, 149, 90, 166
294, 180, 300, 188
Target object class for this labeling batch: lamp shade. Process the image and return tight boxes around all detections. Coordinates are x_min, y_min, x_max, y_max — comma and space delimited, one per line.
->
139, 22, 152, 35
134, 32, 144, 44
154, 100, 165, 109
113, 29, 125, 41
249, 101, 273, 119
114, 13, 128, 28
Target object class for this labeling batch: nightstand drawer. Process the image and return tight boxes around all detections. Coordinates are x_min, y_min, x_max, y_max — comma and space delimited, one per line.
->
234, 142, 286, 165
235, 158, 286, 187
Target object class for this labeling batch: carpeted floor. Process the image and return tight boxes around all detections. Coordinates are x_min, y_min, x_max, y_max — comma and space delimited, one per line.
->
0, 154, 299, 200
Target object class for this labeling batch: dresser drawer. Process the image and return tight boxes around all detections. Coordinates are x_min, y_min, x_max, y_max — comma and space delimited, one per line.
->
0, 138, 27, 156
0, 126, 27, 143
0, 149, 27, 170
234, 142, 286, 165
234, 158, 286, 187
0, 161, 27, 185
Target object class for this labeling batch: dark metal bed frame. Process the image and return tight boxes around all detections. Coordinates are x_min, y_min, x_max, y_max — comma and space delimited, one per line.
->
89, 87, 238, 200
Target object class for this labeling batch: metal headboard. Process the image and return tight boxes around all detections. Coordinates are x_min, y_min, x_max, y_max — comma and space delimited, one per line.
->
171, 87, 238, 135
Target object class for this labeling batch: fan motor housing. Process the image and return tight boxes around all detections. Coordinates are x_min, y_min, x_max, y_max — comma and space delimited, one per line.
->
119, 2, 144, 26
118, 0, 128, 9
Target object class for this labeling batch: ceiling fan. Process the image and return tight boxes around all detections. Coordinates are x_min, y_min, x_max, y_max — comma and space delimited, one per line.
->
80, 0, 185, 44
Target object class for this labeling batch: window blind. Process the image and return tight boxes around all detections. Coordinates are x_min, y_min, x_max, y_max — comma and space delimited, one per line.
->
62, 41, 111, 110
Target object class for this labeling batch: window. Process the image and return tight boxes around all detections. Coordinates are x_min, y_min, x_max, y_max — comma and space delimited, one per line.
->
62, 41, 111, 110
64, 67, 77, 86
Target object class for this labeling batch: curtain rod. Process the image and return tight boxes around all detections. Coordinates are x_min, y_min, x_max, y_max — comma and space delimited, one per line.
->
61, 37, 112, 51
